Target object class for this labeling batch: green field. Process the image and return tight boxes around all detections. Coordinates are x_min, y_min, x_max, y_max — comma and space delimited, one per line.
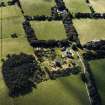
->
0, 0, 105, 105
89, 59, 105, 105
73, 19, 105, 44
90, 0, 105, 13
64, 0, 90, 13
0, 3, 90, 105
0, 75, 90, 105
31, 21, 67, 40
20, 0, 55, 16
0, 6, 24, 38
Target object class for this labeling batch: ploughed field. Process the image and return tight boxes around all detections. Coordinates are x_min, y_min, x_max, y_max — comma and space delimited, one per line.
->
0, 0, 105, 105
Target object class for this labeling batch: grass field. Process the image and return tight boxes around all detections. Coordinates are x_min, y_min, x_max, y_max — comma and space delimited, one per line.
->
20, 0, 55, 16
0, 3, 90, 105
89, 59, 105, 105
0, 1, 105, 105
0, 6, 24, 38
30, 21, 67, 40
90, 0, 105, 13
2, 38, 33, 58
64, 0, 91, 13
0, 75, 90, 105
73, 19, 105, 44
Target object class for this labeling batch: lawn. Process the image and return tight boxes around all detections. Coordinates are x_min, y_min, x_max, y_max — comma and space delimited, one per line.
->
64, 0, 91, 13
89, 59, 105, 105
30, 21, 67, 40
90, 0, 105, 13
73, 19, 105, 44
0, 75, 90, 105
20, 0, 55, 16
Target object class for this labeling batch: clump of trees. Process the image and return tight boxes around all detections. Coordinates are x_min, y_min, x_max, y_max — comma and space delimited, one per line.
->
0, 2, 6, 7
83, 40, 105, 60
46, 67, 80, 80
55, 0, 66, 11
83, 40, 105, 50
2, 53, 43, 97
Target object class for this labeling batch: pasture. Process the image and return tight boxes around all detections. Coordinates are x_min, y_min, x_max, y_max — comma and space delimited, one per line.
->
90, 0, 105, 13
20, 0, 55, 16
30, 21, 66, 40
73, 19, 105, 44
0, 74, 90, 105
0, 0, 105, 105
90, 59, 105, 105
64, 0, 91, 13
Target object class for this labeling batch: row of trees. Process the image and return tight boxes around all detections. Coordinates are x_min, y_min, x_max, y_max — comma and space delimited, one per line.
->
25, 15, 62, 21
22, 20, 37, 46
23, 20, 71, 48
83, 40, 105, 50
83, 50, 105, 61
85, 0, 95, 13
55, 0, 66, 11
46, 66, 80, 80
0, 0, 18, 7
30, 40, 70, 48
81, 62, 102, 105
75, 13, 105, 19
55, 0, 81, 47
83, 40, 105, 60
